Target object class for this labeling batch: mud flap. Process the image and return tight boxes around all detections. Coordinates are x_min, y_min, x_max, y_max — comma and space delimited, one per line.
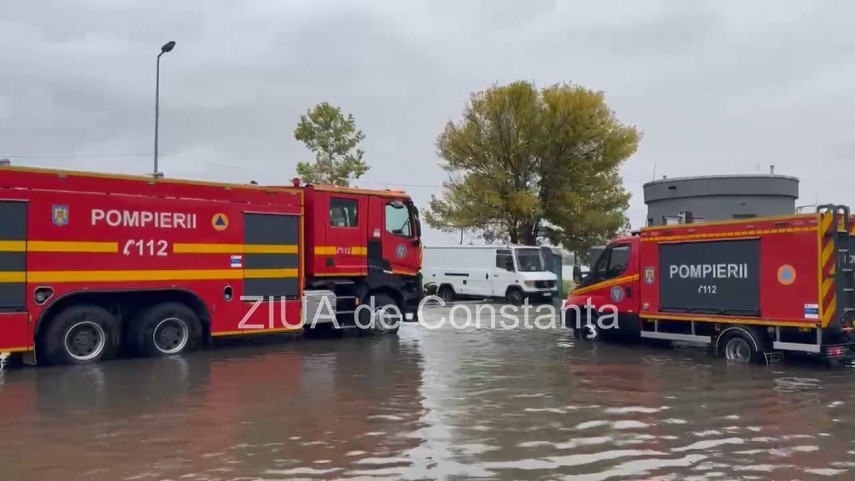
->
22, 350, 36, 366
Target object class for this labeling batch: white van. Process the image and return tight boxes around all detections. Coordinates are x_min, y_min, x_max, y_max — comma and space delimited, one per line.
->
422, 245, 559, 304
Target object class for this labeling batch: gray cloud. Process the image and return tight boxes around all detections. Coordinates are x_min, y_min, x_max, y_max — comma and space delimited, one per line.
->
3, 0, 855, 245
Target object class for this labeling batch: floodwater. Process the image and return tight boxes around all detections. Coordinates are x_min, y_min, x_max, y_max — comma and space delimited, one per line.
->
1, 306, 855, 481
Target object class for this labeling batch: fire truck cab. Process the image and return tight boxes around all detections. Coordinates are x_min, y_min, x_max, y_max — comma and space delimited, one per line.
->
564, 205, 855, 366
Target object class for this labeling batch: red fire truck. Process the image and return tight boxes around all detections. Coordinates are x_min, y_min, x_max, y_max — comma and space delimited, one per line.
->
0, 164, 424, 366
564, 205, 855, 365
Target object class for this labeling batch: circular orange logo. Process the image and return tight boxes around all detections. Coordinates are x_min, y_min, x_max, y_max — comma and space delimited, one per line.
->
777, 264, 796, 285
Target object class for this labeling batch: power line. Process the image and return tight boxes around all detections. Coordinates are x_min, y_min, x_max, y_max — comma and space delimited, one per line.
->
1, 153, 150, 159
3, 152, 649, 189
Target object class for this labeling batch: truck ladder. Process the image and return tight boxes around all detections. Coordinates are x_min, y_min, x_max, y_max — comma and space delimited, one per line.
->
819, 204, 855, 332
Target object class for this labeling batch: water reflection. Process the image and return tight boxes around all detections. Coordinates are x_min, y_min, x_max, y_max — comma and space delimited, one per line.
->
0, 309, 854, 480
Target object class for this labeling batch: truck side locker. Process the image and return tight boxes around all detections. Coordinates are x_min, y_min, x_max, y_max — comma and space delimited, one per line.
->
239, 212, 301, 330
0, 201, 30, 354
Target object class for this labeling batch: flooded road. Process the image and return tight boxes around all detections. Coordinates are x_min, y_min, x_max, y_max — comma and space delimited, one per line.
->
1, 306, 855, 480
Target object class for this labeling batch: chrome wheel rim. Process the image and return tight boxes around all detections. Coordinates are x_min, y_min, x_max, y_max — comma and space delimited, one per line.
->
373, 306, 399, 333
64, 321, 106, 361
153, 317, 189, 354
725, 337, 751, 362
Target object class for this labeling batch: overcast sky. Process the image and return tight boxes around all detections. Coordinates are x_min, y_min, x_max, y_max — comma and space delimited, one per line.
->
3, 0, 854, 245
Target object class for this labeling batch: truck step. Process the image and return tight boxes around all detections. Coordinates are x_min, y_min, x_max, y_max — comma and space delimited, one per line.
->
763, 351, 784, 365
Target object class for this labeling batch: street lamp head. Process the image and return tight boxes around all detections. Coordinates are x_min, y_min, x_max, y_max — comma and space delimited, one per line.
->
160, 41, 176, 53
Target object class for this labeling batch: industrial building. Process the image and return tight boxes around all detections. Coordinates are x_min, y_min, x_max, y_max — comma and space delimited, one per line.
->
643, 172, 800, 226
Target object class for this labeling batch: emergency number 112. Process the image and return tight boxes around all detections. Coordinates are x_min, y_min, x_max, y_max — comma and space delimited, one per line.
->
123, 239, 168, 256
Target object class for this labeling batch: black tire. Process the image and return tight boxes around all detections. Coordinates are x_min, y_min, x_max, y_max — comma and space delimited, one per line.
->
128, 302, 201, 358
716, 327, 764, 364
566, 306, 599, 341
41, 304, 120, 366
577, 323, 599, 341
437, 285, 455, 303
423, 282, 438, 297
506, 287, 524, 306
358, 293, 401, 336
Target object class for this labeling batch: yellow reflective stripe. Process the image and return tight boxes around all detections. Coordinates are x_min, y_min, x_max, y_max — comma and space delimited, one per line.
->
243, 268, 298, 279
0, 241, 119, 253
8, 268, 299, 283
572, 274, 639, 295
169, 243, 299, 254
172, 243, 244, 254
3, 241, 298, 254
0, 241, 25, 252
0, 272, 25, 283
212, 327, 302, 337
27, 270, 240, 283
29, 241, 118, 253
243, 245, 298, 254
1, 347, 32, 353
314, 246, 367, 256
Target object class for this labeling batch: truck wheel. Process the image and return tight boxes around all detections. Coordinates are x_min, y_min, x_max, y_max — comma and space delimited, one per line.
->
716, 327, 763, 364
42, 304, 119, 366
506, 287, 524, 306
360, 293, 401, 336
129, 302, 201, 357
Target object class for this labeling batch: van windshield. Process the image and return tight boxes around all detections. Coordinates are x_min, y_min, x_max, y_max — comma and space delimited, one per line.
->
515, 248, 545, 272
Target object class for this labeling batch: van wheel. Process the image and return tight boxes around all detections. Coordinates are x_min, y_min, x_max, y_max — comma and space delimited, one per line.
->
42, 304, 119, 366
716, 327, 764, 364
506, 287, 524, 306
438, 285, 455, 303
128, 302, 201, 357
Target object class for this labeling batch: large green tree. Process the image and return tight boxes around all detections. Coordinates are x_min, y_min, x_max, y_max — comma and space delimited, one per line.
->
424, 81, 640, 253
294, 102, 369, 186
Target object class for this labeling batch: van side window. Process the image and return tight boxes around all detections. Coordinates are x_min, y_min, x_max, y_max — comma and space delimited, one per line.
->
496, 250, 514, 271
330, 198, 358, 227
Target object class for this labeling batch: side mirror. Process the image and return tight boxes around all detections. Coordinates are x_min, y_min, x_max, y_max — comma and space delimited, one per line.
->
505, 258, 514, 271
573, 266, 583, 285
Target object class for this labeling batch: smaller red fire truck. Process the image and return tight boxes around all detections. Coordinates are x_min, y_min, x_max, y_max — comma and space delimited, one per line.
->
0, 164, 424, 366
564, 205, 855, 365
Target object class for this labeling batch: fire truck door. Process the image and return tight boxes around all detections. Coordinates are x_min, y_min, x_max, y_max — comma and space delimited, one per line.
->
594, 242, 638, 315
380, 199, 420, 275
0, 201, 31, 352
326, 194, 368, 274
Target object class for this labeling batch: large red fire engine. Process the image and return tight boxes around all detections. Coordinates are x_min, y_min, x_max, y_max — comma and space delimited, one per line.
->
0, 164, 424, 366
564, 205, 855, 365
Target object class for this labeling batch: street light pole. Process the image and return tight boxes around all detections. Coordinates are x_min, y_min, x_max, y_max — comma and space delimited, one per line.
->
154, 40, 176, 178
